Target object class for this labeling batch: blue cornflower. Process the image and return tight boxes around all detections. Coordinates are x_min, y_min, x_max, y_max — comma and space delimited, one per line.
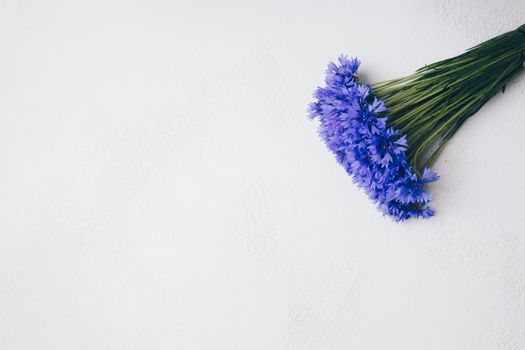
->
368, 129, 407, 168
324, 56, 361, 89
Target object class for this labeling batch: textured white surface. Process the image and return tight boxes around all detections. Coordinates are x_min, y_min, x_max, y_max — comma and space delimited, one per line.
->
1, 0, 525, 349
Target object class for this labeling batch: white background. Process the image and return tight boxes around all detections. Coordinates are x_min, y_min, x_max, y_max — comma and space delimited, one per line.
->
1, 0, 525, 349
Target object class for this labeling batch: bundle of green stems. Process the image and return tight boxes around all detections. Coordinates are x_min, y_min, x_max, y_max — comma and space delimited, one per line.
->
373, 24, 525, 174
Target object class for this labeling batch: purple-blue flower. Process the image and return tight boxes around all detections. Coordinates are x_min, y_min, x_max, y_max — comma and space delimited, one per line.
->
308, 55, 438, 221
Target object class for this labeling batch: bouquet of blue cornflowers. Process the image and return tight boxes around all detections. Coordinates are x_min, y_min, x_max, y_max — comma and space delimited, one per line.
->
309, 24, 525, 221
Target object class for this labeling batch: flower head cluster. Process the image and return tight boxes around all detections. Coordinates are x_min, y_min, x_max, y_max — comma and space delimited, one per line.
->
308, 56, 438, 221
